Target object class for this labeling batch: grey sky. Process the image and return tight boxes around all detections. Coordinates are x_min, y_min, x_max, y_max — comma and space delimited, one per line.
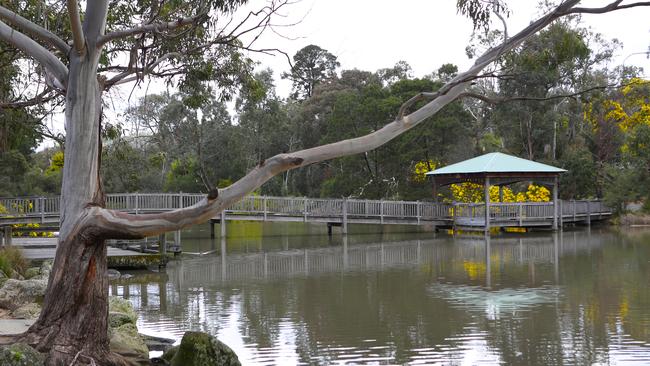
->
244, 0, 650, 96
40, 1, 650, 149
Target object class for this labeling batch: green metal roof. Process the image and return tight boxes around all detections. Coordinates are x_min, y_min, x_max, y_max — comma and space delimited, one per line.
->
426, 152, 566, 176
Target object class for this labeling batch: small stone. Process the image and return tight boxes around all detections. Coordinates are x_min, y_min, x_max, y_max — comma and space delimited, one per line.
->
39, 261, 52, 279
168, 331, 240, 366
107, 269, 121, 279
0, 343, 45, 366
121, 274, 134, 279
24, 267, 40, 280
11, 303, 41, 319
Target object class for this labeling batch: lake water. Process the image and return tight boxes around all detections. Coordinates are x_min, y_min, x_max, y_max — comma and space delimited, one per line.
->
109, 223, 650, 365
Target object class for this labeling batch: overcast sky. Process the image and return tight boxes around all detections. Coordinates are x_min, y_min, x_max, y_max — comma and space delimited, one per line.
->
41, 0, 650, 148
242, 0, 650, 97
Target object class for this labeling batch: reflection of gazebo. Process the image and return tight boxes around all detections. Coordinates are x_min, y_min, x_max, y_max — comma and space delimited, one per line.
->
426, 152, 566, 231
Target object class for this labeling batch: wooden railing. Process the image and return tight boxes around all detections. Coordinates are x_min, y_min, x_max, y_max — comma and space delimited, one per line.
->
0, 193, 610, 225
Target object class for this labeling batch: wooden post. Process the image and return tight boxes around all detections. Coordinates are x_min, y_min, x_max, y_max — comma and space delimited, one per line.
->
134, 193, 139, 215
303, 198, 308, 222
158, 233, 166, 268
518, 201, 523, 226
586, 200, 591, 226
220, 210, 227, 237
4, 226, 12, 247
380, 200, 384, 224
40, 197, 45, 223
210, 220, 215, 239
179, 192, 184, 208
174, 230, 181, 248
572, 199, 576, 221
552, 176, 558, 231
263, 197, 267, 221
559, 199, 563, 229
416, 201, 421, 225
484, 176, 490, 235
342, 198, 348, 235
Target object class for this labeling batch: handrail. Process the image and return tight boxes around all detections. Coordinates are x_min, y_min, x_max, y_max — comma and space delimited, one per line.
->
0, 194, 611, 224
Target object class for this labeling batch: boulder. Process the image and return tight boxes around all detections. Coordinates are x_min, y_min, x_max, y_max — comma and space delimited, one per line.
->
11, 303, 41, 319
0, 343, 44, 366
109, 323, 149, 359
165, 331, 240, 366
0, 278, 47, 310
108, 296, 137, 324
0, 269, 7, 287
108, 311, 135, 328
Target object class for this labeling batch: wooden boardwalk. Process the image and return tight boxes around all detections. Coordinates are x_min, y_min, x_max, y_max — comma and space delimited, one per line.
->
9, 237, 156, 261
0, 193, 611, 241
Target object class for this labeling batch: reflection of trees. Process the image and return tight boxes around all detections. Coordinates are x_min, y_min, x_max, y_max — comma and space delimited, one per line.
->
110, 229, 650, 364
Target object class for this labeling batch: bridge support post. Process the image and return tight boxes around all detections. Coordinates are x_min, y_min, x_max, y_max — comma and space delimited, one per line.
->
210, 220, 215, 239
327, 223, 333, 237
220, 210, 227, 237
342, 199, 348, 235
158, 233, 167, 268
586, 201, 591, 226
552, 176, 559, 231
484, 177, 490, 235
174, 230, 181, 248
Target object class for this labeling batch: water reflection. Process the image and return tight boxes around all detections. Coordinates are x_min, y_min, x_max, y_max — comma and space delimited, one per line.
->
110, 228, 650, 365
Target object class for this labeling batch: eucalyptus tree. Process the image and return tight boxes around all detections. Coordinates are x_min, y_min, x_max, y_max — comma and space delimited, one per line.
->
0, 0, 648, 364
282, 44, 340, 99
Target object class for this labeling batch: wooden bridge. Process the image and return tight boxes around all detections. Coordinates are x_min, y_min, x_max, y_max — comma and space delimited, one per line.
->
0, 193, 611, 244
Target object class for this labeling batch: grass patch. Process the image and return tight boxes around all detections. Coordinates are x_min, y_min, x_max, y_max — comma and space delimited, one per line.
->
0, 247, 29, 278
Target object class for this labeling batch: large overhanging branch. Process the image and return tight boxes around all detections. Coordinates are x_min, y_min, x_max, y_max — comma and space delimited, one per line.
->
66, 0, 85, 55
97, 14, 207, 47
88, 0, 650, 238
0, 5, 70, 55
0, 20, 68, 87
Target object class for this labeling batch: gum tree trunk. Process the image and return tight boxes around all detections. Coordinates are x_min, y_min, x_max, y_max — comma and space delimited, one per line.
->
20, 7, 128, 364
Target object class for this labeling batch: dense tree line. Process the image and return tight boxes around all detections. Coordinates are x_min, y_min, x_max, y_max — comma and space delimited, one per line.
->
2, 21, 649, 211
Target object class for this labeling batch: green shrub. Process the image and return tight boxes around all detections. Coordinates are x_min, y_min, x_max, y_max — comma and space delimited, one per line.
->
0, 247, 29, 277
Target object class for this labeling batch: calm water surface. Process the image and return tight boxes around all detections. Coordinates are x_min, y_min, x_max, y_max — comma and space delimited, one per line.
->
109, 223, 650, 365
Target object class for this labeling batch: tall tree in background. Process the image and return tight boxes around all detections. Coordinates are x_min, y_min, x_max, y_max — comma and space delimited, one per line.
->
0, 0, 648, 363
282, 44, 340, 99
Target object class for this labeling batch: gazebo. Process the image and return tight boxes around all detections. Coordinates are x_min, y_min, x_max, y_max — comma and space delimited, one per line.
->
426, 152, 566, 232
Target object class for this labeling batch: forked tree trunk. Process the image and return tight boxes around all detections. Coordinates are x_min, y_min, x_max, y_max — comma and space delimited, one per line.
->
20, 41, 129, 365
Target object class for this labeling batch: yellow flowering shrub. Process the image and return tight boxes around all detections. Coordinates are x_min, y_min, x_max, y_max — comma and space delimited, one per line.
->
412, 160, 436, 182
448, 182, 550, 203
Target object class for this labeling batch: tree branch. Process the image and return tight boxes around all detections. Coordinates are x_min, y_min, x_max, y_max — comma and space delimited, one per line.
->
0, 88, 58, 108
104, 51, 181, 88
456, 83, 626, 104
97, 14, 207, 47
0, 20, 68, 87
559, 0, 650, 14
0, 5, 70, 55
89, 0, 650, 237
66, 0, 85, 55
